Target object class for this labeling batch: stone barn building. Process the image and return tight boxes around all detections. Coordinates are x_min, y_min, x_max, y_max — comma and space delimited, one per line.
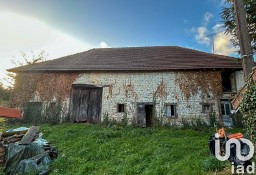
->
8, 46, 245, 126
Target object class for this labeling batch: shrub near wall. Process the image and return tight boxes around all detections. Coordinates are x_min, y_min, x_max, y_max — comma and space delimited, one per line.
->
7, 102, 62, 125
240, 78, 256, 160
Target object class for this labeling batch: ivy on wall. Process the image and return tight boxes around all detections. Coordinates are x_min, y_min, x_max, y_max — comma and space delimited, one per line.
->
175, 71, 223, 100
240, 78, 256, 159
11, 72, 80, 106
154, 80, 168, 98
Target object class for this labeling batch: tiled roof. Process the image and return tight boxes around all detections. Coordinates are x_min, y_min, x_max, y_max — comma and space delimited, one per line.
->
8, 46, 242, 72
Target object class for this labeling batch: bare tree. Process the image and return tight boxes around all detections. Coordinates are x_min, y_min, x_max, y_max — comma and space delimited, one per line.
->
4, 51, 48, 88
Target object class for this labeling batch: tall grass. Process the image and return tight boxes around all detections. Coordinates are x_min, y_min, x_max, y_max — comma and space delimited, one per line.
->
40, 124, 212, 175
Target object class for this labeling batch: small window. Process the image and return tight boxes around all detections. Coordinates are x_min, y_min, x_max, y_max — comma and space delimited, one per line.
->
202, 103, 212, 113
221, 102, 232, 115
117, 104, 125, 113
164, 104, 177, 117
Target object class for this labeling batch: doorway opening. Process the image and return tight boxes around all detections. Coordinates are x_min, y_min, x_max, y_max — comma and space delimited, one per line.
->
145, 105, 153, 127
137, 103, 154, 127
221, 100, 233, 126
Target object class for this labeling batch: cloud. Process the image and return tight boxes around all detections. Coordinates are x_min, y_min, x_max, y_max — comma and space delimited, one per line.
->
99, 42, 109, 48
191, 12, 213, 46
0, 11, 95, 87
191, 12, 235, 56
195, 27, 211, 45
202, 12, 214, 26
212, 24, 224, 33
212, 24, 235, 55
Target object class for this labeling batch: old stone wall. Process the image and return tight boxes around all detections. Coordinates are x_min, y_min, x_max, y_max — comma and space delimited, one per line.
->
12, 72, 79, 106
74, 71, 222, 123
13, 71, 222, 124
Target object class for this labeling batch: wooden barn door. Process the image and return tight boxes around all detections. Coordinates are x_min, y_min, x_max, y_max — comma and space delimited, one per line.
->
71, 85, 102, 123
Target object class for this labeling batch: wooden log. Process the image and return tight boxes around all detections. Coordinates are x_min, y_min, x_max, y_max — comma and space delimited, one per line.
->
5, 138, 22, 144
2, 134, 24, 142
19, 126, 39, 145
1, 130, 28, 138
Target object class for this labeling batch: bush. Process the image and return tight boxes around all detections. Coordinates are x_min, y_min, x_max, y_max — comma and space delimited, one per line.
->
240, 79, 256, 161
202, 156, 226, 172
44, 102, 61, 125
102, 113, 111, 127
181, 117, 210, 131
6, 101, 62, 125
181, 118, 192, 129
231, 111, 244, 128
21, 102, 43, 124
121, 112, 128, 126
192, 118, 209, 131
209, 112, 216, 127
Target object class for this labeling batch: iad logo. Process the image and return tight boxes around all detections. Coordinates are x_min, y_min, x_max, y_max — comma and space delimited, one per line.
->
215, 138, 254, 161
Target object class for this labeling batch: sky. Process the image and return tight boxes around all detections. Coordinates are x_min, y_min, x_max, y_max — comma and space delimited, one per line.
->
0, 0, 237, 87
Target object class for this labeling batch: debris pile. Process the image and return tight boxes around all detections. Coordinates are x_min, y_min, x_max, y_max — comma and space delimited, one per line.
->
0, 126, 58, 175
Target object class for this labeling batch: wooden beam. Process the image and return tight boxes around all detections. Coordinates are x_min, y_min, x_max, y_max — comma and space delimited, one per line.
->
19, 126, 39, 145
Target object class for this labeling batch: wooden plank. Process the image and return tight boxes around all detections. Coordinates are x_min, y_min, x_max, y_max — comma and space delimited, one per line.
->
19, 126, 39, 145
1, 130, 27, 138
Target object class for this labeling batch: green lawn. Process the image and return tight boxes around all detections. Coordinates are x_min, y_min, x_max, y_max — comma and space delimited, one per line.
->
37, 124, 224, 175
0, 123, 240, 175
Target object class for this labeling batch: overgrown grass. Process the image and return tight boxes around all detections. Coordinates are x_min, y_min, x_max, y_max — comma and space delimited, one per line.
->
38, 124, 219, 175
0, 123, 242, 174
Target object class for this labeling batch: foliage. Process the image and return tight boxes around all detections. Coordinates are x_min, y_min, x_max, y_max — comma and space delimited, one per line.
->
7, 51, 75, 108
176, 71, 222, 100
62, 113, 71, 123
231, 111, 244, 128
6, 102, 62, 125
209, 112, 222, 128
37, 124, 214, 175
202, 156, 227, 172
21, 102, 44, 124
152, 94, 163, 127
192, 118, 209, 131
102, 113, 111, 127
44, 102, 62, 125
240, 78, 256, 160
12, 51, 48, 66
181, 118, 192, 129
121, 112, 128, 126
209, 112, 216, 127
0, 83, 11, 106
0, 124, 244, 174
221, 0, 256, 53
181, 117, 210, 132
101, 113, 127, 129
4, 51, 48, 88
11, 72, 79, 107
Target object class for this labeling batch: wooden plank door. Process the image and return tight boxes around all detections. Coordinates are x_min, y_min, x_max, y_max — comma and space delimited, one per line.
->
71, 86, 102, 123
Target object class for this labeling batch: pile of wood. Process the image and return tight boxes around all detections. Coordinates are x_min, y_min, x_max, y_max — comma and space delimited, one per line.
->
0, 126, 39, 164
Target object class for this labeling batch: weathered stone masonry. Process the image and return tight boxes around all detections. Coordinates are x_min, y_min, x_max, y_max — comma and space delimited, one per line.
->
74, 71, 222, 123
12, 70, 223, 125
